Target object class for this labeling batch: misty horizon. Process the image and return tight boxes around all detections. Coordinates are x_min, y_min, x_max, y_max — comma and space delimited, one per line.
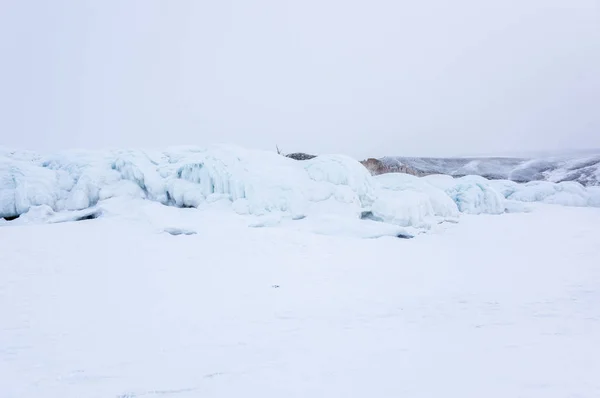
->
1, 1, 599, 160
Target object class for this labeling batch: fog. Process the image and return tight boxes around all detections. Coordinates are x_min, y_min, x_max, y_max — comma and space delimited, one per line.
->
1, 0, 599, 159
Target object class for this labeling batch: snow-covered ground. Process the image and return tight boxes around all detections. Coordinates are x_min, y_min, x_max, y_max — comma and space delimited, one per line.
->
1, 201, 600, 398
2, 146, 600, 397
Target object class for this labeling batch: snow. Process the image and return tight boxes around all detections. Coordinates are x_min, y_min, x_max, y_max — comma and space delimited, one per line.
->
2, 201, 600, 398
3, 146, 600, 396
488, 180, 600, 208
589, 187, 600, 207
420, 175, 506, 215
370, 190, 440, 229
374, 173, 459, 219
6, 204, 103, 225
2, 146, 600, 238
0, 146, 380, 222
382, 152, 600, 186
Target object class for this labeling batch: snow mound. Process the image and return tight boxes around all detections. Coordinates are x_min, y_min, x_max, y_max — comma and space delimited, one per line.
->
589, 187, 600, 207
4, 146, 600, 236
6, 205, 103, 225
488, 180, 600, 208
422, 175, 505, 214
372, 173, 460, 228
448, 181, 505, 215
304, 154, 376, 208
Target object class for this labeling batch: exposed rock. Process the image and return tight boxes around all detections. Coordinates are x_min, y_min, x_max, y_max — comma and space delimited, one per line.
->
275, 145, 317, 161
360, 158, 423, 176
286, 153, 317, 161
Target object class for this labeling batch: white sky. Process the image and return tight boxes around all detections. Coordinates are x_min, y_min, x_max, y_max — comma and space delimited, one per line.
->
1, 0, 599, 159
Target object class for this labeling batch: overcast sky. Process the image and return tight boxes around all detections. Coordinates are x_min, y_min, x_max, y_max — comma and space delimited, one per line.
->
1, 0, 599, 159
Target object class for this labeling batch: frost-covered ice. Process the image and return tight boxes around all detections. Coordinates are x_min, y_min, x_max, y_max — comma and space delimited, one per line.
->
370, 173, 459, 230
422, 174, 506, 215
2, 146, 600, 237
1, 201, 600, 398
375, 173, 459, 219
0, 146, 376, 223
488, 180, 600, 208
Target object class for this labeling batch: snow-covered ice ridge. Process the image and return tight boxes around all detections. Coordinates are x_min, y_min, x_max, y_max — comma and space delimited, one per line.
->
1, 145, 599, 235
382, 153, 600, 186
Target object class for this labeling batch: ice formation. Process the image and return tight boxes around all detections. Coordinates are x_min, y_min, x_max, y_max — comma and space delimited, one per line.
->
488, 180, 600, 208
422, 175, 506, 215
371, 173, 460, 229
2, 145, 600, 234
0, 146, 377, 223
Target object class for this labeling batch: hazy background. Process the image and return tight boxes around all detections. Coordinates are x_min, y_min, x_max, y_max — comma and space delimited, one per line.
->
1, 0, 599, 159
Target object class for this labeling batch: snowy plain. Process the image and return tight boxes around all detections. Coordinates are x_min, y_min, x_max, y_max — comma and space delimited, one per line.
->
2, 201, 600, 398
2, 146, 600, 397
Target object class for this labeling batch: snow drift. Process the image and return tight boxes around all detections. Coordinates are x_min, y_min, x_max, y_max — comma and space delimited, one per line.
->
1, 145, 599, 235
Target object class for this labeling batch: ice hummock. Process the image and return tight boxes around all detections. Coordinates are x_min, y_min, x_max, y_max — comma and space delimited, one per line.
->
2, 145, 600, 235
421, 175, 506, 215
488, 180, 600, 208
0, 146, 377, 224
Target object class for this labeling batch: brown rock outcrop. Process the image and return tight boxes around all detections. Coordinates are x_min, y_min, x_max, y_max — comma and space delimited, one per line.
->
360, 158, 423, 176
